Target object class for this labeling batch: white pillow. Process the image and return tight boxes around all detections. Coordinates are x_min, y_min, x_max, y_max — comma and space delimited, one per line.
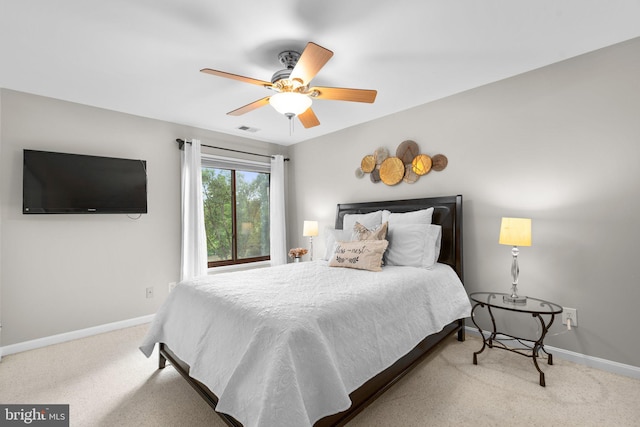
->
342, 210, 383, 231
385, 224, 442, 268
323, 228, 353, 260
387, 207, 434, 227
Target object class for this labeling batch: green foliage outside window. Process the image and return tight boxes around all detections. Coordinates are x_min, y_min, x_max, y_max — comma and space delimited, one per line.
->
202, 167, 270, 265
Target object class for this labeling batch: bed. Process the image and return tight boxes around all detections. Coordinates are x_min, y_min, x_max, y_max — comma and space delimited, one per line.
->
140, 195, 470, 426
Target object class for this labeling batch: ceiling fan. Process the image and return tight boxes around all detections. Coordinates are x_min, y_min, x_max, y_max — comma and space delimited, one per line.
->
201, 42, 377, 129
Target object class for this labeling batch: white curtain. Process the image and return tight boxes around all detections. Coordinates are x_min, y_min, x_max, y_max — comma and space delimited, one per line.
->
180, 139, 207, 280
270, 155, 287, 265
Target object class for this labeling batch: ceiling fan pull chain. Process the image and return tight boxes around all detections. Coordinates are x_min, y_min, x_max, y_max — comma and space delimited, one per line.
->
286, 112, 295, 136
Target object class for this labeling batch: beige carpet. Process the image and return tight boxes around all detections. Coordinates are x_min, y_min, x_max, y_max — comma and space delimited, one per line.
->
1, 324, 638, 426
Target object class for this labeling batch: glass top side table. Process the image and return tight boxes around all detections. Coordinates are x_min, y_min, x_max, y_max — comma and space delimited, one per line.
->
469, 292, 563, 386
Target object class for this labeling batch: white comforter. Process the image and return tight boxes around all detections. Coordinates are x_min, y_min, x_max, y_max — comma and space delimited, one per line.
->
140, 261, 471, 427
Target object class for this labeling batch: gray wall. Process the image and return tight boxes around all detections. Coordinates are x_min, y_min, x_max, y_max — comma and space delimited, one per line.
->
0, 89, 287, 346
288, 38, 640, 367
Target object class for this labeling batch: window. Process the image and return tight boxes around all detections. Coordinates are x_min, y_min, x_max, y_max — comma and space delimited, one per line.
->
201, 156, 270, 267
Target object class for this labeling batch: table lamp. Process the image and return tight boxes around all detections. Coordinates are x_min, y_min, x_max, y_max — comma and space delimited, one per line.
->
303, 220, 319, 261
499, 217, 531, 304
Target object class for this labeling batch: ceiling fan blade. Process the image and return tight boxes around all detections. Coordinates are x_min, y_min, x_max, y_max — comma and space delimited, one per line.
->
289, 42, 333, 84
310, 86, 377, 103
201, 68, 272, 88
298, 107, 320, 128
227, 97, 271, 116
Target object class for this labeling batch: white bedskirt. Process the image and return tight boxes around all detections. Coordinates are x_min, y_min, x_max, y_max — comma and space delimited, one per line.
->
140, 261, 471, 427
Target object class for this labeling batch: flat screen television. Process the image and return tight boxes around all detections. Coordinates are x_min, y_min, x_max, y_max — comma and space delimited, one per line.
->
23, 149, 148, 214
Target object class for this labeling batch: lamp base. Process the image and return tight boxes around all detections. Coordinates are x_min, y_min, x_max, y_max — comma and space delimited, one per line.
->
503, 294, 527, 304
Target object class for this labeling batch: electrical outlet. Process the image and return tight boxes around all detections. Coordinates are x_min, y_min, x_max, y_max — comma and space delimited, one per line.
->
562, 307, 578, 327
146, 287, 154, 299
168, 282, 177, 292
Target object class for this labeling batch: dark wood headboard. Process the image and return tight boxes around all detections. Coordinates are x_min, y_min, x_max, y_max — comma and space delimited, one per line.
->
335, 195, 463, 282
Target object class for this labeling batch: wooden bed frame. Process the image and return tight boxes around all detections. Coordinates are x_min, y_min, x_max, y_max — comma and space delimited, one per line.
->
158, 194, 465, 426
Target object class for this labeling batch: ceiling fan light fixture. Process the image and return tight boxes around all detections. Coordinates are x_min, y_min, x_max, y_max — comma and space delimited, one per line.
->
269, 92, 312, 116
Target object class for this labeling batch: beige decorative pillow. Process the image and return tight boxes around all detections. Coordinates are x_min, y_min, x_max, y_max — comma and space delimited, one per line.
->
328, 240, 389, 272
353, 221, 388, 241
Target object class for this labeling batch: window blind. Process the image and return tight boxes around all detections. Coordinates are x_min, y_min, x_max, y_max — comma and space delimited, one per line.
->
201, 154, 271, 173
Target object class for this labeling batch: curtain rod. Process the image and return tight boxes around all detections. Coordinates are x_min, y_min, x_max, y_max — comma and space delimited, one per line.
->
176, 139, 289, 161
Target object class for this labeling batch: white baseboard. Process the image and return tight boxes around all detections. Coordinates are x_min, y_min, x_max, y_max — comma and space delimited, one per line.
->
2, 319, 638, 381
0, 314, 154, 358
465, 326, 640, 380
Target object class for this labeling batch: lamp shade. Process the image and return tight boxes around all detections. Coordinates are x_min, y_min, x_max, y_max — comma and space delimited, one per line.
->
499, 217, 531, 247
303, 220, 319, 237
269, 92, 312, 116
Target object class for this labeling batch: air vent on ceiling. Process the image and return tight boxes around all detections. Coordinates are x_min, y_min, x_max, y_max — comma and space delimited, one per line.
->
237, 125, 259, 133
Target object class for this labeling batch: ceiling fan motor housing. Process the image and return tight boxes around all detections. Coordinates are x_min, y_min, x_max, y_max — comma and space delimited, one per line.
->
271, 50, 301, 84
271, 68, 292, 84
278, 50, 301, 69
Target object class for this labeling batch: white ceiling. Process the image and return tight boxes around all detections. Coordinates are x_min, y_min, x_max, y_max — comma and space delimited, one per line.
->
2, 1, 639, 146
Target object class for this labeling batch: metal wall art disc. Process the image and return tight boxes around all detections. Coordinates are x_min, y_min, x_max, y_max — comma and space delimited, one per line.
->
431, 154, 448, 171
370, 167, 381, 183
396, 140, 419, 164
379, 157, 405, 185
412, 154, 432, 176
361, 155, 376, 173
403, 166, 419, 184
374, 147, 389, 165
